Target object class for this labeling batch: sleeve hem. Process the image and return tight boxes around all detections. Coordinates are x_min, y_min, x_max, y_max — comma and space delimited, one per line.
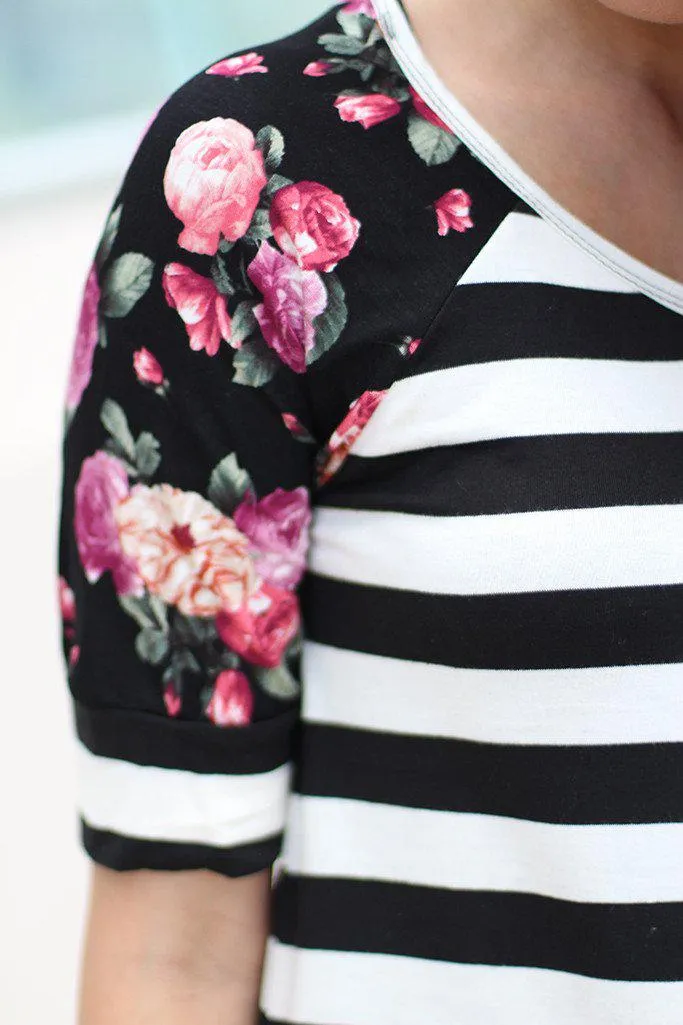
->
73, 698, 299, 775
81, 820, 282, 877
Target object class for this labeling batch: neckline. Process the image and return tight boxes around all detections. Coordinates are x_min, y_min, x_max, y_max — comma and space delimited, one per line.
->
372, 0, 683, 317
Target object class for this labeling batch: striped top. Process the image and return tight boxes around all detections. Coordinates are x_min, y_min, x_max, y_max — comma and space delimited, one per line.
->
57, 1, 683, 1023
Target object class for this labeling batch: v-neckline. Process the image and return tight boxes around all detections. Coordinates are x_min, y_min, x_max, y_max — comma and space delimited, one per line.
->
372, 0, 683, 317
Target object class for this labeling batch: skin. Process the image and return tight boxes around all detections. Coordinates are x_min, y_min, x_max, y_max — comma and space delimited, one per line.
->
400, 0, 683, 279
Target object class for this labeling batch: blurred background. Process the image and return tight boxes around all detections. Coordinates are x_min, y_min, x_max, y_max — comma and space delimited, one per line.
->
0, 2, 327, 1022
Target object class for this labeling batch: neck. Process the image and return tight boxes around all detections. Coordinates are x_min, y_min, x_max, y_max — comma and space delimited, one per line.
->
402, 0, 683, 124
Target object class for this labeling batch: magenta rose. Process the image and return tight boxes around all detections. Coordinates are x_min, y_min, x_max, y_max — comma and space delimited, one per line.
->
66, 263, 100, 412
434, 188, 474, 236
162, 262, 232, 356
318, 389, 387, 485
205, 52, 268, 77
408, 86, 451, 133
333, 92, 401, 130
234, 486, 311, 590
133, 347, 164, 386
247, 240, 327, 373
269, 181, 361, 273
74, 451, 143, 596
205, 669, 254, 726
163, 117, 268, 255
216, 582, 299, 668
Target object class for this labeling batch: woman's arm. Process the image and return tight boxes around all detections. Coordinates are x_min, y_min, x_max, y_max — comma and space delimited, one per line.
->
78, 864, 271, 1025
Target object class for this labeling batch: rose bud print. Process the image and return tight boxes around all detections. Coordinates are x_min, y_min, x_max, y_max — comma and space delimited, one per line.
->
163, 680, 182, 718
216, 582, 300, 668
114, 483, 258, 617
234, 486, 312, 590
163, 117, 268, 255
282, 412, 315, 443
247, 240, 327, 373
66, 263, 100, 412
342, 0, 376, 13
333, 92, 402, 130
162, 262, 233, 356
133, 347, 165, 386
205, 669, 254, 727
303, 60, 335, 77
74, 451, 143, 596
269, 181, 361, 272
434, 188, 474, 236
69, 645, 81, 668
58, 575, 76, 625
205, 52, 268, 76
408, 85, 452, 133
317, 389, 387, 485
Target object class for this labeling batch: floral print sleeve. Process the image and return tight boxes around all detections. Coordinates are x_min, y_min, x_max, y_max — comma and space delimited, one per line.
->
57, 0, 517, 877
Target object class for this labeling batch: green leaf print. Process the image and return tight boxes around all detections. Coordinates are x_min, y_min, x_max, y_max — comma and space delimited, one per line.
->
208, 452, 254, 514
230, 301, 259, 347
100, 252, 154, 318
231, 336, 279, 387
95, 203, 122, 269
406, 111, 461, 166
252, 662, 300, 700
255, 125, 285, 173
100, 398, 136, 461
306, 272, 347, 366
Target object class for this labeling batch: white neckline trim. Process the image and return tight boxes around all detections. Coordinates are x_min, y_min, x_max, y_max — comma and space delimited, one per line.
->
373, 0, 683, 316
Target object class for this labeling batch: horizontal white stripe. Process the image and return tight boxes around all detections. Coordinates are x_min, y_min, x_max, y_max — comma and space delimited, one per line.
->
261, 939, 683, 1025
282, 795, 683, 904
310, 503, 683, 595
458, 211, 637, 293
352, 358, 683, 457
76, 741, 290, 847
302, 642, 683, 746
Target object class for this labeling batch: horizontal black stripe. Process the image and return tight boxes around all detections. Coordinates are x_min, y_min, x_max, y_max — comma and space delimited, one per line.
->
301, 576, 683, 670
81, 821, 282, 877
318, 432, 683, 516
74, 699, 299, 774
272, 873, 683, 981
411, 282, 681, 371
293, 722, 683, 824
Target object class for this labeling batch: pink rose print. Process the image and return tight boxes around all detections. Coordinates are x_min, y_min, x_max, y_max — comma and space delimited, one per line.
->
162, 262, 233, 356
234, 486, 311, 590
318, 389, 387, 485
216, 582, 299, 668
342, 0, 376, 13
407, 336, 422, 356
434, 188, 474, 236
163, 117, 267, 255
205, 52, 268, 76
163, 680, 182, 717
133, 347, 165, 386
247, 240, 327, 374
66, 263, 100, 412
408, 85, 451, 133
282, 412, 315, 442
333, 92, 401, 129
69, 645, 81, 668
58, 575, 76, 627
114, 484, 258, 617
303, 60, 334, 77
269, 181, 361, 272
74, 451, 143, 596
205, 669, 254, 726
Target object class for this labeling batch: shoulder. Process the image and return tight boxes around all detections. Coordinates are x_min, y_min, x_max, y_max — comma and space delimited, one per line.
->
104, 1, 517, 431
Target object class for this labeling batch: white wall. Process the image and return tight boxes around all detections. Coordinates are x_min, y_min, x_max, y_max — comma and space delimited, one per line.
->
0, 182, 117, 1025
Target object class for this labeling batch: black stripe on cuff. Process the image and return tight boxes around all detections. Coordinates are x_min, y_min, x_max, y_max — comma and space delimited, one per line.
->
74, 700, 299, 774
81, 820, 282, 877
